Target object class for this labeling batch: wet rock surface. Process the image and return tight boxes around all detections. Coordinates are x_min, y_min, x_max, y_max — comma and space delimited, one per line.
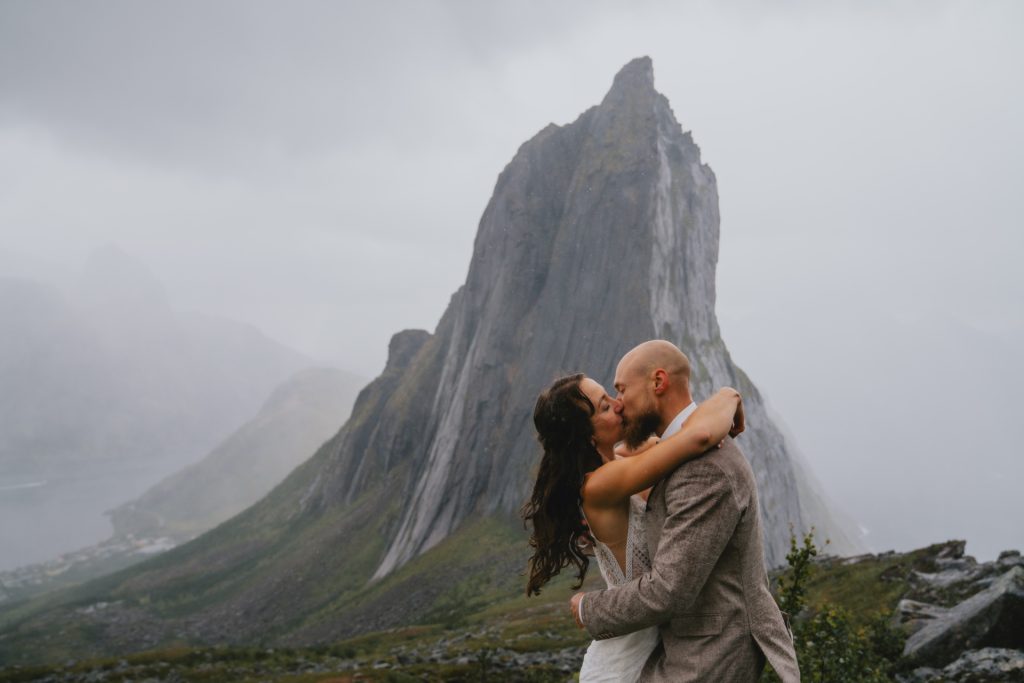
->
899, 647, 1024, 682
886, 541, 1024, 678
903, 566, 1024, 666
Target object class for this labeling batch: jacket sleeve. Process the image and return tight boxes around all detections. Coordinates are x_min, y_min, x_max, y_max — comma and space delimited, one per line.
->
583, 455, 741, 639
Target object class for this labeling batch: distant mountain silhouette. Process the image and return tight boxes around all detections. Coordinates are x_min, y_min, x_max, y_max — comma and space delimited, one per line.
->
0, 247, 312, 570
109, 367, 365, 541
0, 247, 309, 480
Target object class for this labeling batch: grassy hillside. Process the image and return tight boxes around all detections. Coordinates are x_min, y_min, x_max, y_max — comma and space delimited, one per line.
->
3, 540, 984, 681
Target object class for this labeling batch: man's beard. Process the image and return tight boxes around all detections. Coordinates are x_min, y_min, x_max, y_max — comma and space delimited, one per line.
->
622, 408, 662, 449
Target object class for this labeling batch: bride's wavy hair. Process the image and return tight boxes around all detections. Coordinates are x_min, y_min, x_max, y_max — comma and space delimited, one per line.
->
522, 373, 604, 596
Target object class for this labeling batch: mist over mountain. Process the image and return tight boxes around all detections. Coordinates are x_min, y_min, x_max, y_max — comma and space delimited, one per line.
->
0, 246, 311, 568
0, 367, 365, 601
108, 366, 365, 541
1, 246, 309, 480
722, 302, 1024, 562
0, 58, 863, 663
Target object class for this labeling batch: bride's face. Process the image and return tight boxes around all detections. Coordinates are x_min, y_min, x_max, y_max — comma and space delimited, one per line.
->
579, 377, 623, 451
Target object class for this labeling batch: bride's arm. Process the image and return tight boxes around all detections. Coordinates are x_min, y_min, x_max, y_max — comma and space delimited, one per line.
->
583, 388, 743, 507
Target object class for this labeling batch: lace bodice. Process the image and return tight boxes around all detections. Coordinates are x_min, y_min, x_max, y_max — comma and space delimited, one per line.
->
578, 494, 658, 682
587, 495, 651, 588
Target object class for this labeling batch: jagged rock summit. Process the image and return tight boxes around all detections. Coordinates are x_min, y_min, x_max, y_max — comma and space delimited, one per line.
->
308, 55, 856, 577
0, 58, 858, 662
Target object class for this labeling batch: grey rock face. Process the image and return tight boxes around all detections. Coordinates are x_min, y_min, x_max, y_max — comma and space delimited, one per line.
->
895, 599, 951, 635
942, 648, 1024, 681
902, 540, 1020, 608
1000, 551, 1023, 568
304, 56, 856, 576
901, 648, 1024, 682
904, 566, 1024, 667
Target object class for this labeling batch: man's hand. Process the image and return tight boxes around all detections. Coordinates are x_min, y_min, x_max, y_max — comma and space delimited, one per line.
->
729, 394, 745, 438
570, 592, 585, 629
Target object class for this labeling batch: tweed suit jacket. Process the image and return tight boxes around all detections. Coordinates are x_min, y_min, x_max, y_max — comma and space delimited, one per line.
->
582, 438, 800, 682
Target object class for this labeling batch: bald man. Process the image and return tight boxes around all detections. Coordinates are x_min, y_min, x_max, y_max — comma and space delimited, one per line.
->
571, 340, 800, 682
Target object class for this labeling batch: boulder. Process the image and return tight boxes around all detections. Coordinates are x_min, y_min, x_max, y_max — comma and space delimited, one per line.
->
999, 551, 1023, 569
904, 566, 1024, 667
894, 599, 949, 635
907, 542, 1014, 606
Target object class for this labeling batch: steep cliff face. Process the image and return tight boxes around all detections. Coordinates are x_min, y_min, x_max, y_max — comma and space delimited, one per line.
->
306, 57, 855, 574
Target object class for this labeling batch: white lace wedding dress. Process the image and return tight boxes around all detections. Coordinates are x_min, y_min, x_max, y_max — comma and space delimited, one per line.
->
578, 495, 660, 682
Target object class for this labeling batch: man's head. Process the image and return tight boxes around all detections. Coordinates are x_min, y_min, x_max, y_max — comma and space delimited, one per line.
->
613, 340, 693, 447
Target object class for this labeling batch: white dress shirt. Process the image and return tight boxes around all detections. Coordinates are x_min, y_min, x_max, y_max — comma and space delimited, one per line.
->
660, 401, 698, 439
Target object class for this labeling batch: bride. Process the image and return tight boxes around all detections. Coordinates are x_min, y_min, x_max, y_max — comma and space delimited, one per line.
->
522, 373, 744, 682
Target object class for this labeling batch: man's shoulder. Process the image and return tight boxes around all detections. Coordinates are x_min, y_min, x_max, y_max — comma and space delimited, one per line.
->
664, 438, 753, 488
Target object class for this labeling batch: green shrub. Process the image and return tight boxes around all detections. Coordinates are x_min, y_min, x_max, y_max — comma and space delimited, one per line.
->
763, 532, 905, 682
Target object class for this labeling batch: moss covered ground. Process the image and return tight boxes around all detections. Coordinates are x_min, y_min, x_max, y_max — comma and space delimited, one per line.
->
1, 525, 961, 681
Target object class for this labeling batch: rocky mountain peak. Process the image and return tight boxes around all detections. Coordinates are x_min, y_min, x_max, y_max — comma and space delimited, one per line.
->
304, 56, 860, 579
604, 55, 656, 102
386, 329, 431, 371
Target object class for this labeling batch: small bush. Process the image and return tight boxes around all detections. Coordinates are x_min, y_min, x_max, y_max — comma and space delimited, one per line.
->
763, 532, 905, 683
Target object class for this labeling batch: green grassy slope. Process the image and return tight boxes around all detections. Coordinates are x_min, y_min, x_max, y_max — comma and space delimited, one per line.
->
3, 540, 981, 681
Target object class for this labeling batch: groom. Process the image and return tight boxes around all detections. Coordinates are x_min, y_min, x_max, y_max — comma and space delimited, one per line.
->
571, 340, 800, 682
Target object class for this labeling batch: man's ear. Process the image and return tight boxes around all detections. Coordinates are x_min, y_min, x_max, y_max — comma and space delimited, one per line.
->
652, 369, 669, 395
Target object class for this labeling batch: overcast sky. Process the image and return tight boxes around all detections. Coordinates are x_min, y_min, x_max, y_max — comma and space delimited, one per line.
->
2, 1, 1022, 560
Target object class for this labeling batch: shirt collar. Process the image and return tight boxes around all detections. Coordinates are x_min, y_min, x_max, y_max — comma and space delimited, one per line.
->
660, 402, 698, 439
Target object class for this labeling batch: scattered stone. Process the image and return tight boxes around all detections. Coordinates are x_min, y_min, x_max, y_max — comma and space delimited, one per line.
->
900, 647, 1024, 682
1000, 551, 1023, 568
937, 541, 968, 561
880, 565, 907, 582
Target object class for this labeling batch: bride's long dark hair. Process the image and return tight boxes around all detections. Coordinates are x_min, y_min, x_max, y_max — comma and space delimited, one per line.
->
522, 373, 604, 596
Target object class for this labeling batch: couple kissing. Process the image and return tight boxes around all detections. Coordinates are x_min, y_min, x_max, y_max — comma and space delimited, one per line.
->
523, 340, 800, 682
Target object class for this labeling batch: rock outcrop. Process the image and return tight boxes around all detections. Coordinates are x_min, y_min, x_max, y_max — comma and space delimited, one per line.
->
904, 566, 1024, 663
902, 648, 1024, 682
882, 541, 1024, 680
